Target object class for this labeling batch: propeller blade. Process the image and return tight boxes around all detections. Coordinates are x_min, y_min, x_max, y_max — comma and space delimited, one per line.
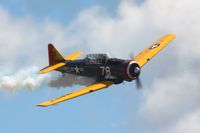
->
129, 52, 135, 59
136, 77, 142, 89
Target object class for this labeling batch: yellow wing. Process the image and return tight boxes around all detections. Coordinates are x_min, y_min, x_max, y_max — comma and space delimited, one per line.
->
37, 81, 113, 107
133, 34, 176, 68
64, 52, 83, 60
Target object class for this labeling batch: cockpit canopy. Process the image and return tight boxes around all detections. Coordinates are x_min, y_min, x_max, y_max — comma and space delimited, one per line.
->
85, 53, 111, 64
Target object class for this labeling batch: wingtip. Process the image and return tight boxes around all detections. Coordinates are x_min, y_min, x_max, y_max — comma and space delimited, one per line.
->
37, 104, 46, 107
170, 33, 176, 38
37, 103, 48, 107
37, 101, 55, 107
75, 51, 84, 56
38, 71, 43, 74
38, 69, 47, 74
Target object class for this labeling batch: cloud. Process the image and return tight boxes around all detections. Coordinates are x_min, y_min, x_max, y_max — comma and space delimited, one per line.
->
0, 6, 83, 67
125, 0, 200, 132
68, 2, 148, 58
163, 109, 200, 133
139, 72, 200, 126
70, 0, 200, 61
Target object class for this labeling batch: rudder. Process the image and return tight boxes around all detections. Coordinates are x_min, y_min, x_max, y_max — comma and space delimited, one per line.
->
48, 43, 65, 66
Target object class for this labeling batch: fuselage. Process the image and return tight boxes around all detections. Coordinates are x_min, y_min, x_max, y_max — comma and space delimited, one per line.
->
55, 53, 141, 84
58, 57, 140, 84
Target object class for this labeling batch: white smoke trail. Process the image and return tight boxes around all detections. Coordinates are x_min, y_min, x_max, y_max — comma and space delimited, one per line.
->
0, 66, 51, 91
48, 73, 96, 88
0, 65, 96, 91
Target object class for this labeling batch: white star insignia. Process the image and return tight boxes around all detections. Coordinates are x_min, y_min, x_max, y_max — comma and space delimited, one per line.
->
74, 65, 80, 74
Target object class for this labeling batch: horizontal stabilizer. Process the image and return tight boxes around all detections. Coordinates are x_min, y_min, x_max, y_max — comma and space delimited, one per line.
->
38, 63, 65, 74
64, 52, 83, 60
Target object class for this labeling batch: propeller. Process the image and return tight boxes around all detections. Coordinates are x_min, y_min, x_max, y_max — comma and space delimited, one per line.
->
129, 52, 143, 89
134, 66, 143, 89
136, 77, 142, 89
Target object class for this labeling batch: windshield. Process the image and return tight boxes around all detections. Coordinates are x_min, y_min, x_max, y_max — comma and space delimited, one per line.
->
85, 53, 111, 64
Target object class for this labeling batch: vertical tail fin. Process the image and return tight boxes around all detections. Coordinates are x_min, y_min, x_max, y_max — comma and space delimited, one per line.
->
39, 44, 83, 74
48, 43, 65, 65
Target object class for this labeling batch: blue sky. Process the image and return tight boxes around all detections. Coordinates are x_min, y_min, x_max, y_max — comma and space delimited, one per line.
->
0, 0, 120, 23
1, 0, 200, 133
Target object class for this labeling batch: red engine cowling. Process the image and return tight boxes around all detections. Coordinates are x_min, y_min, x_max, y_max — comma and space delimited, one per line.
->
126, 61, 141, 80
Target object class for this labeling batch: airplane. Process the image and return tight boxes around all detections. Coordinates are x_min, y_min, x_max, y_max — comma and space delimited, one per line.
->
37, 34, 176, 107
